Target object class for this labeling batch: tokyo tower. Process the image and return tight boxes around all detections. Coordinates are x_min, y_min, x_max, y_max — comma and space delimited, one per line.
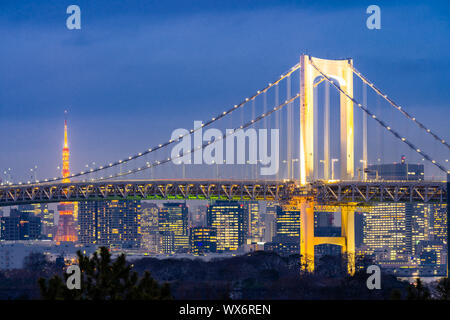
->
54, 111, 78, 243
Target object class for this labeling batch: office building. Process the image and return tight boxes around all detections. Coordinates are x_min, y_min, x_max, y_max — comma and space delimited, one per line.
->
264, 235, 299, 257
54, 117, 78, 243
359, 202, 447, 276
78, 200, 141, 249
190, 227, 217, 255
159, 202, 189, 254
247, 201, 262, 243
1, 209, 41, 240
366, 156, 424, 180
18, 204, 55, 239
140, 202, 160, 253
207, 201, 245, 252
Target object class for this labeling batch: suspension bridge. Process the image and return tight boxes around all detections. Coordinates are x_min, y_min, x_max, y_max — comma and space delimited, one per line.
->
1, 54, 448, 272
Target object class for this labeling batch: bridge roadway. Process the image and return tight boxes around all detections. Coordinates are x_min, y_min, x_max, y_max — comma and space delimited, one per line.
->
0, 179, 446, 207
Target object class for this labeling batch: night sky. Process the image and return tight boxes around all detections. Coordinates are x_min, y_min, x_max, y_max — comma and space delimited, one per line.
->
0, 0, 449, 182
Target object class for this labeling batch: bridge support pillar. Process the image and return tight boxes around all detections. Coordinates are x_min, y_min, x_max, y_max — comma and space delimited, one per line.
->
296, 199, 357, 274
300, 200, 315, 272
340, 204, 356, 274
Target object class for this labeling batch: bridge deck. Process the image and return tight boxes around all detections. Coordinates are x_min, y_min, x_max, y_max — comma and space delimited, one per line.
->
0, 179, 446, 206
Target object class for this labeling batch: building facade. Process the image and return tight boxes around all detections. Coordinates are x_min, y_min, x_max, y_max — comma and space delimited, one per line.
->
0, 209, 41, 240
158, 202, 189, 254
190, 227, 217, 255
207, 201, 245, 252
78, 200, 141, 249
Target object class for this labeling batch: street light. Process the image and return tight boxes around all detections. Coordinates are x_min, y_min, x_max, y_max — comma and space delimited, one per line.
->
3, 168, 12, 184
319, 160, 326, 179
30, 165, 37, 181
331, 159, 339, 180
282, 158, 299, 180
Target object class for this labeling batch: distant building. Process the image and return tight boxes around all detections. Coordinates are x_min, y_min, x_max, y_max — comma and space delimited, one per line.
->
264, 235, 299, 257
262, 203, 278, 242
359, 202, 447, 276
0, 209, 41, 240
276, 206, 301, 239
264, 206, 301, 256
18, 204, 55, 239
247, 202, 262, 243
207, 201, 245, 252
361, 203, 409, 262
0, 241, 97, 270
78, 200, 141, 249
192, 205, 208, 227
366, 156, 424, 180
159, 203, 189, 254
190, 227, 217, 255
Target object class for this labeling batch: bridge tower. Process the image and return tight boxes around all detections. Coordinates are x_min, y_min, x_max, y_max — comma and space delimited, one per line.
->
296, 55, 355, 272
299, 55, 354, 184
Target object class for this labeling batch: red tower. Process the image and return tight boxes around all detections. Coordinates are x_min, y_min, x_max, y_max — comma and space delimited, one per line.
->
54, 113, 78, 243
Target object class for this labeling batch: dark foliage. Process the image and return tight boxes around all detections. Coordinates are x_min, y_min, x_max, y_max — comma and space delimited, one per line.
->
406, 278, 431, 300
38, 247, 172, 300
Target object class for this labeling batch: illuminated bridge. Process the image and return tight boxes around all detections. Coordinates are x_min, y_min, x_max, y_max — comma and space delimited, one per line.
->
2, 54, 449, 272
0, 180, 446, 207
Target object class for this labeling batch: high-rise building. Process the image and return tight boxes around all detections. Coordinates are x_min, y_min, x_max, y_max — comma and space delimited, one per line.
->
247, 201, 262, 243
18, 204, 55, 239
265, 206, 301, 256
361, 203, 409, 262
78, 200, 141, 249
54, 115, 77, 243
262, 203, 278, 242
366, 156, 424, 180
190, 227, 217, 255
159, 203, 189, 254
1, 209, 41, 240
359, 203, 447, 275
207, 201, 245, 252
140, 202, 160, 253
191, 204, 208, 228
275, 206, 301, 239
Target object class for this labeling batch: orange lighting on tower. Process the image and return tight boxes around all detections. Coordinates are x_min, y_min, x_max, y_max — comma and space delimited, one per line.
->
55, 111, 78, 243
62, 115, 70, 183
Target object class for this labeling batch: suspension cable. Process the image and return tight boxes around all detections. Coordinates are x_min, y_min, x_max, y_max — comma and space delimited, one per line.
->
349, 63, 450, 150
92, 93, 301, 181
309, 58, 448, 174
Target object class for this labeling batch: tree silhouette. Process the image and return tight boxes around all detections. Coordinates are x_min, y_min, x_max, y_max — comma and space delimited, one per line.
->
38, 247, 171, 300
436, 277, 450, 300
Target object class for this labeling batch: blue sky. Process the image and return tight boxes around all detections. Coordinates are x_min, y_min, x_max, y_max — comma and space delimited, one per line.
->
0, 0, 449, 181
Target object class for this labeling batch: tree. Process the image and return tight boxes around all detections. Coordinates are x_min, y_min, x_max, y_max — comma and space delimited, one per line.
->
38, 247, 172, 300
406, 278, 430, 300
436, 277, 450, 300
390, 289, 402, 300
23, 252, 51, 273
